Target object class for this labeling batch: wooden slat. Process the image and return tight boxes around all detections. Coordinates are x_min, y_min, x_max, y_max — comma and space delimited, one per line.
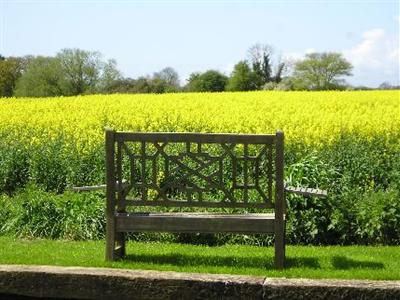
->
274, 131, 285, 269
243, 143, 249, 203
141, 141, 147, 201
267, 143, 273, 203
115, 131, 275, 144
72, 181, 128, 192
105, 129, 116, 261
72, 184, 106, 192
116, 141, 126, 259
285, 186, 328, 198
123, 199, 274, 209
115, 213, 275, 234
113, 243, 124, 258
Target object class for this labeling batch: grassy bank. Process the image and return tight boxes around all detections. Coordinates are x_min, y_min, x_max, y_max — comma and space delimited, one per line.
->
0, 236, 399, 280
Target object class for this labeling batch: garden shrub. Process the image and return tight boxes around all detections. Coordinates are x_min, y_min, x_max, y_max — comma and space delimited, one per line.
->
0, 142, 30, 195
0, 186, 105, 240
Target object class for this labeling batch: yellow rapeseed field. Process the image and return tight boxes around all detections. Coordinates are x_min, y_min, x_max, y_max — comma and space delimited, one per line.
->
1, 90, 399, 150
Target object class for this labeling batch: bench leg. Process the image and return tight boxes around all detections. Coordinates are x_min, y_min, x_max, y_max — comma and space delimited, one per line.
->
106, 216, 116, 261
274, 223, 285, 269
115, 232, 126, 258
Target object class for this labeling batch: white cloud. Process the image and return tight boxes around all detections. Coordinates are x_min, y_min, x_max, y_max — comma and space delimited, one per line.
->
305, 48, 316, 54
343, 28, 399, 72
270, 28, 399, 86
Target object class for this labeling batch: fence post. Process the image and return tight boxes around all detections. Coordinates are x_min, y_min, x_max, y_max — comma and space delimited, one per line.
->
274, 130, 285, 269
105, 129, 116, 261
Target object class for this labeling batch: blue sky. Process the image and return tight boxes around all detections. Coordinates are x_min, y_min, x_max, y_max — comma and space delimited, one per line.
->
1, 0, 399, 87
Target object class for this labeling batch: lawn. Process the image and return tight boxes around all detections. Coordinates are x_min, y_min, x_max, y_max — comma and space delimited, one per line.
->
0, 236, 398, 280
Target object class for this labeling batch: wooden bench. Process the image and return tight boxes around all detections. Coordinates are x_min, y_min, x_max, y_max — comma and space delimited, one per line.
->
103, 129, 327, 269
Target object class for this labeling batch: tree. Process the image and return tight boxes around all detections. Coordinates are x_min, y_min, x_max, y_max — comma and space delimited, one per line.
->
14, 49, 122, 97
0, 57, 24, 97
14, 56, 66, 97
98, 59, 122, 93
186, 70, 228, 92
378, 81, 399, 90
151, 67, 180, 93
57, 48, 103, 95
274, 62, 286, 83
293, 52, 353, 90
226, 61, 257, 91
247, 43, 288, 88
153, 67, 180, 87
247, 43, 273, 87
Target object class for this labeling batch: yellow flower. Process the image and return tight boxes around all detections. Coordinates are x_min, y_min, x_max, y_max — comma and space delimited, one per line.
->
0, 90, 398, 151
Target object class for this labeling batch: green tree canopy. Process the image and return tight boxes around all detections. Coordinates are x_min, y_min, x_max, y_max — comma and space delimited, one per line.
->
98, 59, 122, 93
247, 43, 287, 87
247, 44, 272, 88
153, 67, 180, 86
186, 70, 228, 92
57, 48, 103, 95
14, 56, 66, 97
0, 57, 24, 97
226, 61, 257, 91
152, 67, 181, 93
293, 52, 353, 90
14, 49, 121, 97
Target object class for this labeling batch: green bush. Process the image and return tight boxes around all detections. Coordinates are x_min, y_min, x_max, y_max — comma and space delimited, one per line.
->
285, 154, 338, 244
0, 186, 105, 240
29, 138, 72, 193
0, 142, 30, 195
1, 184, 398, 245
355, 188, 400, 244
329, 188, 400, 245
0, 133, 399, 245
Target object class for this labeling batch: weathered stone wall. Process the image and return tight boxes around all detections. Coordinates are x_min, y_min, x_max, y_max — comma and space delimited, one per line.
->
0, 265, 399, 300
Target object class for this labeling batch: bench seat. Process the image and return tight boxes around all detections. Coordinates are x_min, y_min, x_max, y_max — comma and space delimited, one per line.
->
115, 212, 279, 234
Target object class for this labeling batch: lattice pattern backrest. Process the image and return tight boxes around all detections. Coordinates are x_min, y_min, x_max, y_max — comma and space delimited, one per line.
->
109, 132, 281, 209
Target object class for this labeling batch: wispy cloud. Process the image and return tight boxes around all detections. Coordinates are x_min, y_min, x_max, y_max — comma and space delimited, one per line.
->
343, 28, 399, 76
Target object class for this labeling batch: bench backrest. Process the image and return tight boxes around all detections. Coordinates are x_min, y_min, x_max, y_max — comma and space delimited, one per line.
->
105, 130, 284, 211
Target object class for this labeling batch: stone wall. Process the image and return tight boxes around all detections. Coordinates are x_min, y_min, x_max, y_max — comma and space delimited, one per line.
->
0, 265, 399, 299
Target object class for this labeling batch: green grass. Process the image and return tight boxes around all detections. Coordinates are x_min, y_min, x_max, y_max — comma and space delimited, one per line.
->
0, 236, 399, 280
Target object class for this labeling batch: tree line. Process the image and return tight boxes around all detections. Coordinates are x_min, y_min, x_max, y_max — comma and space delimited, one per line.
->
0, 43, 395, 97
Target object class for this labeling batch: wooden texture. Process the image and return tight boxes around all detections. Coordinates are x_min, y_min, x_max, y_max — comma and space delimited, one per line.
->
115, 133, 275, 207
115, 213, 275, 234
102, 129, 329, 269
285, 186, 328, 198
115, 131, 275, 144
123, 200, 274, 209
274, 131, 285, 269
72, 184, 106, 192
105, 129, 116, 261
72, 181, 128, 192
105, 130, 284, 267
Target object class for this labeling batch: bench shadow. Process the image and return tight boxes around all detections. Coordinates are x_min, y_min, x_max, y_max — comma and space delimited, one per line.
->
332, 256, 384, 270
124, 253, 320, 270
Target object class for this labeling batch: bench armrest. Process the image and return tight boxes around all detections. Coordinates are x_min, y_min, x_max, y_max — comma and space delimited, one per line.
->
284, 186, 327, 198
72, 184, 106, 192
72, 180, 128, 192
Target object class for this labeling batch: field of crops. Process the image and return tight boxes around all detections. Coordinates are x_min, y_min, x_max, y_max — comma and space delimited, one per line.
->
0, 90, 399, 245
1, 91, 398, 149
